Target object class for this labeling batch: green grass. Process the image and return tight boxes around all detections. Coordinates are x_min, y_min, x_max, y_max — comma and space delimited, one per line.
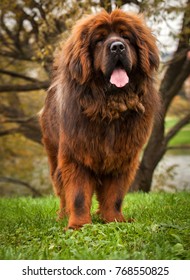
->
0, 192, 190, 260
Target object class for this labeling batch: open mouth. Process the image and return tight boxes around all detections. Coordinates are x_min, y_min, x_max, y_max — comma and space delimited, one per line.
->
109, 61, 129, 88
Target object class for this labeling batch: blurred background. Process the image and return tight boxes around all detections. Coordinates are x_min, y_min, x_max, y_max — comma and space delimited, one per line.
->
0, 0, 189, 197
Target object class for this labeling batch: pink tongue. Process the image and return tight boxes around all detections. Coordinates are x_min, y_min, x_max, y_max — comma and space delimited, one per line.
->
110, 68, 129, 88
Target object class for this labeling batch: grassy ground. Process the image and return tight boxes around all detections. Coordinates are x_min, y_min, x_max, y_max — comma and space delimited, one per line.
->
0, 192, 190, 260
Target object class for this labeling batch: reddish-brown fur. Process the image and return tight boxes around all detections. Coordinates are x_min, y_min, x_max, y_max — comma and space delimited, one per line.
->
40, 9, 160, 229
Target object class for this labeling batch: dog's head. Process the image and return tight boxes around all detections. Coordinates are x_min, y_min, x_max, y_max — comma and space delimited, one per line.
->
62, 9, 159, 87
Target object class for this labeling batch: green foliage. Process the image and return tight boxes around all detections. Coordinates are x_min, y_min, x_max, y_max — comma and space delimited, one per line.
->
0, 192, 190, 260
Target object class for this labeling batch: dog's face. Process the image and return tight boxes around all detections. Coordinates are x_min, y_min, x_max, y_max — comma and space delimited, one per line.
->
63, 9, 159, 86
91, 26, 138, 88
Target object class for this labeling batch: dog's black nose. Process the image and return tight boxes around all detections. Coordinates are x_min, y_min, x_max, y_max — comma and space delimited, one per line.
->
110, 41, 125, 53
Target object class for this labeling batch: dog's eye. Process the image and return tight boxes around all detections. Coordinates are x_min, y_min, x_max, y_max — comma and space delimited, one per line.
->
122, 35, 130, 43
95, 37, 105, 45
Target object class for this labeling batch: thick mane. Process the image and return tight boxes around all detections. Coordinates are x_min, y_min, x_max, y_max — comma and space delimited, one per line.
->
55, 9, 159, 85
51, 9, 159, 122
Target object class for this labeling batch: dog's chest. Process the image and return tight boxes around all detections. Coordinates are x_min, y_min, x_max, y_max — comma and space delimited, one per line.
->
76, 121, 135, 173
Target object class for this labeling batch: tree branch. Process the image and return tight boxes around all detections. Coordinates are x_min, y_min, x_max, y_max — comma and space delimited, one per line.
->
0, 69, 41, 83
2, 117, 34, 124
165, 113, 190, 144
160, 0, 190, 114
0, 81, 49, 92
0, 128, 19, 137
0, 176, 42, 197
163, 58, 190, 112
0, 14, 15, 42
167, 145, 190, 150
31, 0, 47, 21
0, 50, 35, 61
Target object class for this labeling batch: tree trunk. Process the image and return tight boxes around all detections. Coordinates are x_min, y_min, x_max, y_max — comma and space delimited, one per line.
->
131, 0, 190, 192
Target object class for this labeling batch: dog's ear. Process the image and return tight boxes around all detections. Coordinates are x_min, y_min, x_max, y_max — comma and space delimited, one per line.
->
63, 24, 91, 84
135, 18, 159, 75
137, 38, 159, 75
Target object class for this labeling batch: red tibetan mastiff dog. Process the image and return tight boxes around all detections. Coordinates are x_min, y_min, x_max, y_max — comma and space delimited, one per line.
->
40, 9, 159, 229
